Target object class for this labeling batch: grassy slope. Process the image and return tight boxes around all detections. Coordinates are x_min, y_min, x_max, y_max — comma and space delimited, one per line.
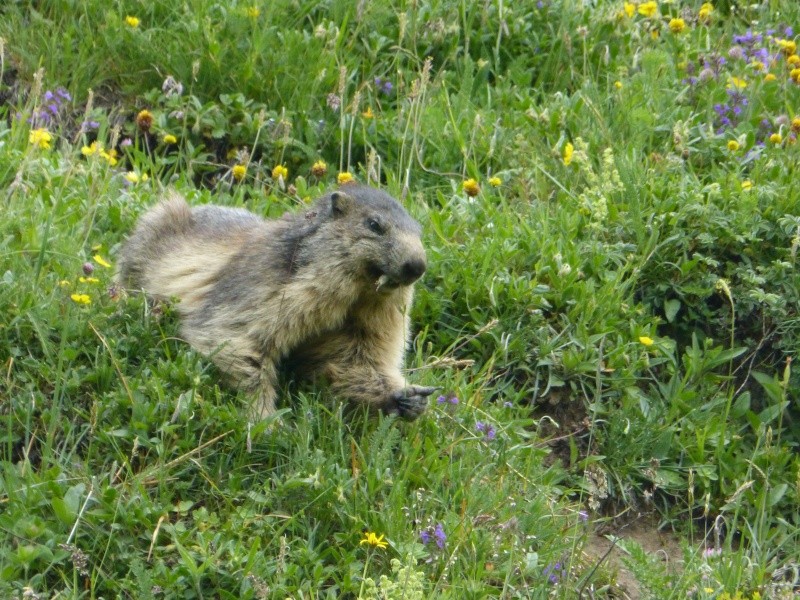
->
1, 0, 799, 598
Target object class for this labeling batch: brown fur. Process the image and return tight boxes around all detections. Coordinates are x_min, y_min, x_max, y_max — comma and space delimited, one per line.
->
117, 184, 434, 419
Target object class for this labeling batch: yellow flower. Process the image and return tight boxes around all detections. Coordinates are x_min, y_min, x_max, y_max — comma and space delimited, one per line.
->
93, 254, 112, 268
562, 142, 574, 166
727, 140, 740, 152
246, 6, 260, 18
81, 141, 102, 156
637, 1, 658, 18
639, 336, 654, 347
124, 171, 149, 184
698, 2, 713, 22
311, 160, 328, 177
668, 18, 686, 34
791, 68, 800, 83
359, 532, 388, 549
362, 106, 374, 119
778, 39, 797, 56
125, 15, 140, 28
788, 54, 800, 67
769, 133, 782, 145
163, 134, 177, 145
70, 293, 92, 305
29, 128, 52, 149
764, 73, 777, 82
337, 171, 354, 184
741, 179, 753, 191
100, 149, 118, 166
232, 164, 247, 181
614, 80, 623, 89
623, 2, 635, 18
272, 164, 288, 181
58, 280, 71, 288
136, 109, 154, 132
727, 76, 747, 89
488, 176, 502, 187
462, 178, 480, 197
791, 117, 800, 133
79, 276, 100, 284
750, 60, 765, 71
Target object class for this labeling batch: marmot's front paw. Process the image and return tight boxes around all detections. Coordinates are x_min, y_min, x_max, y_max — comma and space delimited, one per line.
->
389, 385, 437, 419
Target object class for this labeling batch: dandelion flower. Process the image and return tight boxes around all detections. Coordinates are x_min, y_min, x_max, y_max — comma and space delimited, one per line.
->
562, 142, 574, 166
337, 171, 354, 184
668, 18, 686, 34
791, 68, 800, 83
232, 164, 247, 181
125, 15, 140, 28
769, 133, 783, 145
29, 128, 52, 149
639, 336, 654, 347
727, 140, 740, 151
741, 179, 753, 191
778, 39, 797, 56
361, 106, 374, 119
311, 160, 328, 178
623, 2, 635, 18
637, 1, 658, 18
462, 178, 480, 197
764, 73, 777, 83
70, 293, 92, 305
788, 55, 800, 67
359, 532, 388, 549
136, 109, 154, 132
272, 164, 288, 181
488, 176, 502, 187
93, 254, 112, 268
163, 134, 177, 145
698, 2, 713, 23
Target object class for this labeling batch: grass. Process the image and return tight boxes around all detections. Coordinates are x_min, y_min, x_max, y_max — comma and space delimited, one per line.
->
1, 0, 799, 598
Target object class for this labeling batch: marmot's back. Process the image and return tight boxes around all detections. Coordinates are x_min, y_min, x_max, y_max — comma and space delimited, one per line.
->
117, 194, 265, 304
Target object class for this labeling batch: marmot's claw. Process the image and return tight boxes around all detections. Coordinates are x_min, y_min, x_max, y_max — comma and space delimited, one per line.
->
390, 385, 436, 419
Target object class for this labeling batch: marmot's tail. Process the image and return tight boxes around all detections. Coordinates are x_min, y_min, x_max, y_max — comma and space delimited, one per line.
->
117, 193, 194, 288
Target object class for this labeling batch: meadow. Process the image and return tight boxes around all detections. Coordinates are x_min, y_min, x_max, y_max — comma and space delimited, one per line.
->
0, 0, 798, 598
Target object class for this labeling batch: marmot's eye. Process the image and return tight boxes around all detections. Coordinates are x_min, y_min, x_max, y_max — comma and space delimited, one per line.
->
367, 218, 384, 234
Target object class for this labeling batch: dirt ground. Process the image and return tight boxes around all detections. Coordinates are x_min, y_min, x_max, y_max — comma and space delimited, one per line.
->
582, 518, 687, 599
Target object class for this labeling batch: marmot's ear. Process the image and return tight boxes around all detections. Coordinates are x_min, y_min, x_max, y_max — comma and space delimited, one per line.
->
330, 191, 354, 217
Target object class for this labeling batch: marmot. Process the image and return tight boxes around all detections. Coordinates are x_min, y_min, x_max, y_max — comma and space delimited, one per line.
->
117, 184, 435, 420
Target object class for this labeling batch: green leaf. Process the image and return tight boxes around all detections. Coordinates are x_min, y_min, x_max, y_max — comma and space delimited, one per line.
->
664, 298, 681, 323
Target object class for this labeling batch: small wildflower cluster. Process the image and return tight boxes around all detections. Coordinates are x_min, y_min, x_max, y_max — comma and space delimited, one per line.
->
475, 420, 497, 441
67, 251, 112, 306
418, 522, 447, 550
81, 141, 119, 167
28, 87, 71, 129
543, 560, 568, 585
359, 555, 426, 600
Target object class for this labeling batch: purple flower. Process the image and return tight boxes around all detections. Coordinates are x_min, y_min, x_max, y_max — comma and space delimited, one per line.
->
434, 523, 446, 549
44, 90, 55, 103
475, 421, 496, 440
120, 138, 133, 147
437, 395, 447, 404
81, 120, 100, 132
56, 88, 72, 101
785, 26, 794, 37
82, 262, 95, 276
419, 529, 431, 545
579, 510, 588, 523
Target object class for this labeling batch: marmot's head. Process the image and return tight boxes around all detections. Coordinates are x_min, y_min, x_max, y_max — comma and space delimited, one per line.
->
318, 184, 426, 291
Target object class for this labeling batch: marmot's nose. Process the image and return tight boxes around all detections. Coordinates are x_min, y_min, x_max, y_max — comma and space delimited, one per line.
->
400, 258, 426, 283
